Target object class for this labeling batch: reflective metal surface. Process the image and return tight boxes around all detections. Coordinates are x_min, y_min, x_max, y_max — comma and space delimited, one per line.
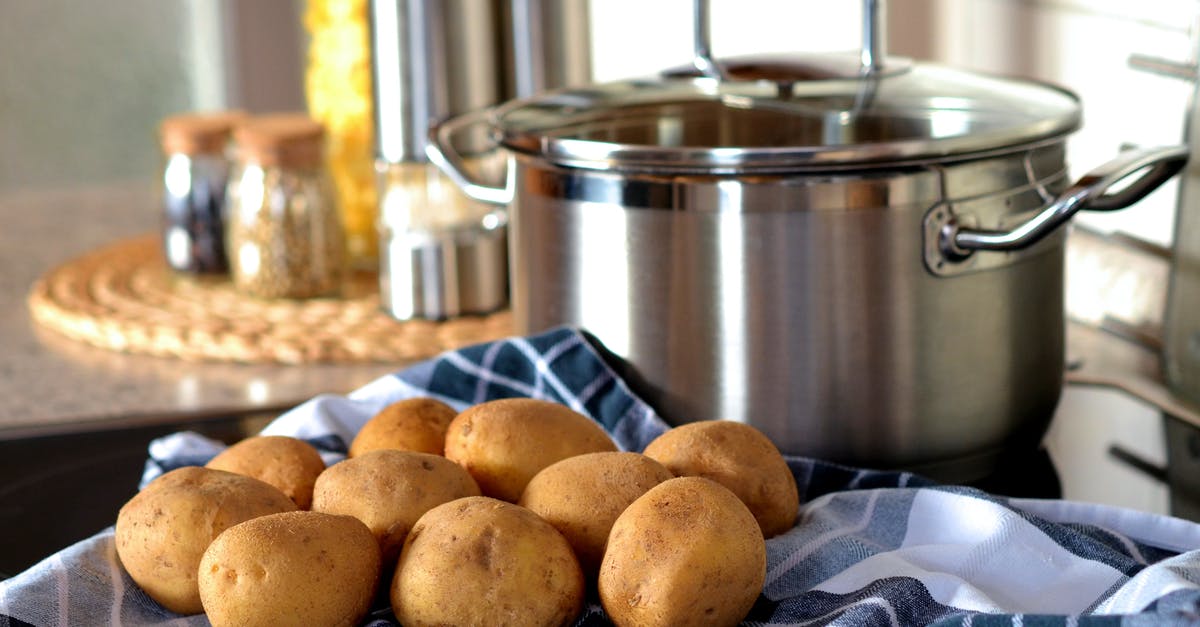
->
941, 146, 1188, 258
161, 152, 231, 273
490, 65, 1081, 173
369, 0, 507, 320
860, 0, 887, 74
507, 0, 592, 98
690, 0, 725, 80
380, 207, 508, 320
925, 145, 1189, 276
368, 0, 504, 164
370, 0, 590, 321
507, 146, 1070, 479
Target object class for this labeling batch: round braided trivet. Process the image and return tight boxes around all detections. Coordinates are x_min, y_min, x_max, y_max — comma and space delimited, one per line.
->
28, 234, 513, 364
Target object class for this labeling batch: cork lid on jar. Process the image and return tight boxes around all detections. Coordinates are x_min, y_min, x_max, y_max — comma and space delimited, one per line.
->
159, 111, 245, 156
234, 113, 326, 169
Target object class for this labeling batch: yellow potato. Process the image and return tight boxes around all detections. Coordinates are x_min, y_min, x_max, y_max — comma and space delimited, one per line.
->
350, 397, 458, 457
518, 451, 672, 578
392, 496, 584, 627
599, 477, 766, 627
199, 510, 380, 627
114, 466, 297, 615
205, 435, 326, 510
643, 420, 799, 537
312, 449, 481, 565
444, 398, 617, 502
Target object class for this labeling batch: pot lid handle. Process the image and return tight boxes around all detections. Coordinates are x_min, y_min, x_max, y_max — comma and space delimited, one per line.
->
690, 0, 887, 79
691, 0, 725, 80
861, 0, 886, 75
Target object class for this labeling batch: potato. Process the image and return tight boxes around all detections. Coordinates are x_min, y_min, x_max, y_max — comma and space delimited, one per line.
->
350, 397, 457, 457
392, 496, 584, 627
114, 466, 297, 614
312, 449, 481, 565
199, 510, 380, 627
444, 398, 617, 502
205, 435, 326, 509
598, 477, 766, 627
642, 420, 799, 537
519, 452, 672, 578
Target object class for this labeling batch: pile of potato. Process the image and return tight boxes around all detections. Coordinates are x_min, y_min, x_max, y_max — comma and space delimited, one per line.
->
114, 396, 800, 627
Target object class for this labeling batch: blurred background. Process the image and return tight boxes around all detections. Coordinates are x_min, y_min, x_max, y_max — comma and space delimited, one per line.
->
1, 0, 1192, 242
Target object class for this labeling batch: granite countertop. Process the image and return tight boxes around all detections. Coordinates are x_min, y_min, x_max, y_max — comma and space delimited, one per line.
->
0, 183, 401, 439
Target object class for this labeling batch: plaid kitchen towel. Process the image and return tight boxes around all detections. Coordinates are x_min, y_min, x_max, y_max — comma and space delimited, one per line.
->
5, 327, 1200, 626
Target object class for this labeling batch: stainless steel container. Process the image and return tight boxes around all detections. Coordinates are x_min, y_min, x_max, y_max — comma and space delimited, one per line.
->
429, 5, 1187, 480
369, 0, 506, 320
369, 0, 590, 320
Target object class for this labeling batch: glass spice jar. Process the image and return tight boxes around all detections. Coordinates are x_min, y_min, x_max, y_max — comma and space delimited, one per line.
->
159, 111, 244, 274
226, 114, 345, 299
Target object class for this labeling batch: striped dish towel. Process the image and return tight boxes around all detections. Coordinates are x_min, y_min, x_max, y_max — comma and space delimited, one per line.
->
4, 327, 1200, 626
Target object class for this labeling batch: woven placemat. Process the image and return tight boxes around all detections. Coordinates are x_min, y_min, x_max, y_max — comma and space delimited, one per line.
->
28, 234, 513, 364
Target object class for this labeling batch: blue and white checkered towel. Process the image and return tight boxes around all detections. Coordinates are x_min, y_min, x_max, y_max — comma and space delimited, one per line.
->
5, 327, 1200, 626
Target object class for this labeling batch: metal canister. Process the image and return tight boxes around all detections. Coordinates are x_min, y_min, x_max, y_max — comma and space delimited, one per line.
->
506, 0, 593, 99
368, 0, 590, 320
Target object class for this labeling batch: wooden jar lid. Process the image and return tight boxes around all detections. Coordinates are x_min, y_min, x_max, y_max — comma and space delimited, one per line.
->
159, 111, 245, 155
234, 113, 326, 169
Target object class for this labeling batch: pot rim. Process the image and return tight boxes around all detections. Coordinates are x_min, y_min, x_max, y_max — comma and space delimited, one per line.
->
488, 59, 1083, 174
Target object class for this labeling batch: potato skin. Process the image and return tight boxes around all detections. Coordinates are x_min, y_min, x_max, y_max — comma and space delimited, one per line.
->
598, 477, 767, 627
444, 398, 617, 502
642, 420, 799, 537
204, 435, 326, 510
518, 452, 672, 578
114, 466, 297, 615
312, 449, 481, 565
350, 397, 458, 457
392, 496, 584, 627
198, 510, 380, 627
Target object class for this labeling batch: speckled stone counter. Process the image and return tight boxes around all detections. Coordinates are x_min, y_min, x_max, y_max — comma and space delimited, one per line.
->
0, 184, 401, 438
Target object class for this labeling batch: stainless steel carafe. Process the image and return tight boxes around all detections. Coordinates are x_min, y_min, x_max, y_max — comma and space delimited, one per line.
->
369, 0, 591, 320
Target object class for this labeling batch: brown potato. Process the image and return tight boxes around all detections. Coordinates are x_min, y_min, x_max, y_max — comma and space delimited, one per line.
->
312, 449, 481, 565
444, 398, 617, 502
114, 466, 297, 615
642, 420, 799, 537
199, 510, 380, 627
350, 397, 458, 457
599, 477, 766, 627
518, 451, 672, 578
392, 496, 584, 627
204, 435, 326, 510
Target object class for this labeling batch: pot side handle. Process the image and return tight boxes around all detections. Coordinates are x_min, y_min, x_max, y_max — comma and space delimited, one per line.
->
425, 109, 514, 206
940, 145, 1189, 260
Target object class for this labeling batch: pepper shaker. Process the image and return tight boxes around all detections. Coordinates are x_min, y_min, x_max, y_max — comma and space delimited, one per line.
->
159, 111, 243, 274
226, 114, 345, 299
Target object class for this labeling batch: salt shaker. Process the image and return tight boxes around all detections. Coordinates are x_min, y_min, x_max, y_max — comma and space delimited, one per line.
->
159, 111, 243, 274
226, 114, 345, 299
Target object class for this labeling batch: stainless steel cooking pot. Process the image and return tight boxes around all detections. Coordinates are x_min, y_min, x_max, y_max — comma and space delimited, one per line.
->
427, 5, 1188, 481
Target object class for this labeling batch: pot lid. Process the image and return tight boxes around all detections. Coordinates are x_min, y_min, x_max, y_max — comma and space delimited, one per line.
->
491, 54, 1082, 173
